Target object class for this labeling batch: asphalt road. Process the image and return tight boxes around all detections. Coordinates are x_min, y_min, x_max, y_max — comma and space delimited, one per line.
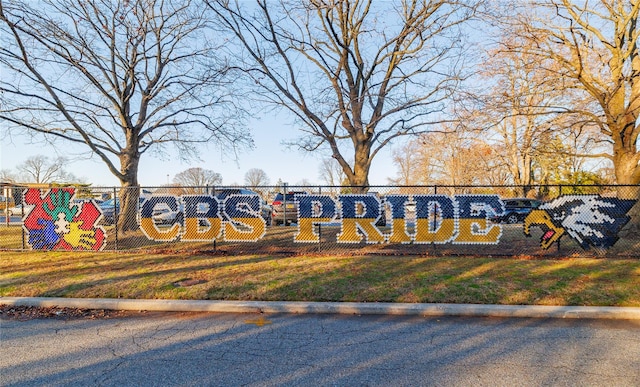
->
2, 312, 639, 386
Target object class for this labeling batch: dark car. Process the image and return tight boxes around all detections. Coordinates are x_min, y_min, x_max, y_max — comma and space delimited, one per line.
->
99, 197, 147, 225
99, 198, 119, 224
271, 191, 308, 226
214, 188, 273, 226
491, 198, 542, 224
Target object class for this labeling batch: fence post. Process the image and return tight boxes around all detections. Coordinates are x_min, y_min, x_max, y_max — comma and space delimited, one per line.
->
213, 186, 217, 251
3, 190, 7, 228
113, 187, 118, 251
557, 185, 563, 252
283, 182, 288, 226
432, 185, 438, 255
318, 186, 322, 252
21, 190, 25, 248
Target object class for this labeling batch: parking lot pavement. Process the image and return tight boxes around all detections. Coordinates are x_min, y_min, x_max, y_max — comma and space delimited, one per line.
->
2, 312, 639, 386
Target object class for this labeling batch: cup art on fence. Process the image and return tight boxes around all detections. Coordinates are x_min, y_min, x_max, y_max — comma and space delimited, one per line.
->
523, 195, 636, 250
139, 193, 505, 245
292, 194, 504, 244
21, 188, 106, 250
18, 189, 635, 251
135, 192, 636, 250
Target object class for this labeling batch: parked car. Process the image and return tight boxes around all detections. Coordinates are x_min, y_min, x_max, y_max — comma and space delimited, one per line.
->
151, 202, 184, 225
214, 188, 273, 226
271, 191, 308, 226
100, 197, 147, 224
99, 198, 119, 224
491, 198, 542, 224
148, 189, 272, 226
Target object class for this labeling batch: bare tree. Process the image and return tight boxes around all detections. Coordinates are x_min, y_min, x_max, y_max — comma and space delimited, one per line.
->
16, 155, 77, 184
0, 0, 251, 231
244, 168, 270, 189
387, 141, 424, 186
0, 169, 17, 183
172, 167, 222, 194
295, 178, 315, 187
318, 156, 346, 194
207, 0, 479, 192
505, 0, 639, 187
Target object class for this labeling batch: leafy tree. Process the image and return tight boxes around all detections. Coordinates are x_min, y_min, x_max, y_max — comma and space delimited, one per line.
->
0, 0, 251, 231
560, 171, 609, 195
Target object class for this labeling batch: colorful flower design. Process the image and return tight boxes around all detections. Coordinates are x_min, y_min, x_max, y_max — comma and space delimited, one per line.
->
22, 188, 106, 250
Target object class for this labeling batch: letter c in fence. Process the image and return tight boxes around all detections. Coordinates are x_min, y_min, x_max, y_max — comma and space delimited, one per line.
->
140, 196, 181, 241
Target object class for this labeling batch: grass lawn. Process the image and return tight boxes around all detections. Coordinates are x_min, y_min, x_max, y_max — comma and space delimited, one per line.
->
2, 250, 640, 306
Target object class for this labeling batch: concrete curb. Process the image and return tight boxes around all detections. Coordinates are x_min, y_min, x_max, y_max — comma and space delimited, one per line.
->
2, 297, 640, 320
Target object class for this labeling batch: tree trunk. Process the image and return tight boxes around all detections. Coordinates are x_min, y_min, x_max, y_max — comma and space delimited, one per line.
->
613, 151, 640, 187
116, 149, 141, 233
612, 149, 640, 240
617, 196, 640, 239
347, 145, 372, 194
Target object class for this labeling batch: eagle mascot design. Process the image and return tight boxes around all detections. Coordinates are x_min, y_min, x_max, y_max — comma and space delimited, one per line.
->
524, 195, 636, 250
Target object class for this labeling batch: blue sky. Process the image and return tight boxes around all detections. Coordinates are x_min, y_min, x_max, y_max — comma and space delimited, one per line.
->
0, 1, 441, 189
0, 114, 398, 188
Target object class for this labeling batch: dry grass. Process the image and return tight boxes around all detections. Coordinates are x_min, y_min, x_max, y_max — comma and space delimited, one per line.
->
1, 249, 639, 306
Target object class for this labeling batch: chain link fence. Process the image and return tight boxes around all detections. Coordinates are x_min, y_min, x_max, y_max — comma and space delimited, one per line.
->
1, 184, 639, 258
